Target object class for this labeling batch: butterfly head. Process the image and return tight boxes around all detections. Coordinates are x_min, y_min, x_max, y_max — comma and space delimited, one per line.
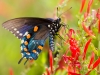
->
56, 18, 61, 23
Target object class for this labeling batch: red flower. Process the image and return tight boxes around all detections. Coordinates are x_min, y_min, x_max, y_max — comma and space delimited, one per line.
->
88, 52, 95, 69
80, 0, 86, 13
83, 38, 92, 60
87, 0, 94, 15
68, 29, 75, 38
92, 57, 100, 69
9, 68, 14, 75
84, 12, 88, 20
82, 22, 94, 37
49, 50, 53, 73
86, 57, 100, 75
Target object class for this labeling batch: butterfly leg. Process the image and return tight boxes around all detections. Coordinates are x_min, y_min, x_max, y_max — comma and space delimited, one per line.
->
56, 34, 66, 42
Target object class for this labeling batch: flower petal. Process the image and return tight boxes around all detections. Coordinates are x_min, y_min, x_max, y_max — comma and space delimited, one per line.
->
83, 38, 92, 60
49, 50, 53, 73
9, 68, 14, 75
88, 52, 95, 69
87, 0, 94, 15
80, 0, 86, 13
92, 57, 100, 69
68, 29, 75, 38
82, 22, 94, 37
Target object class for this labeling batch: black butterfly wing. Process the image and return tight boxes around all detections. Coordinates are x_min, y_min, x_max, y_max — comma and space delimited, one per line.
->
2, 17, 57, 64
2, 17, 53, 39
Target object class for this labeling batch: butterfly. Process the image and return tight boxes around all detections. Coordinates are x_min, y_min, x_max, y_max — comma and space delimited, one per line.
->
2, 17, 64, 64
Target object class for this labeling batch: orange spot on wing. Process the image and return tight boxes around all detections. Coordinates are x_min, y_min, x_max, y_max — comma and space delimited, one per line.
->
26, 34, 31, 39
24, 41, 28, 45
24, 48, 28, 51
32, 50, 36, 53
34, 26, 38, 32
38, 45, 43, 50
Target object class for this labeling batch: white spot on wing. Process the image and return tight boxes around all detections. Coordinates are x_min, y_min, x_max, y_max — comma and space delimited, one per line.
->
48, 25, 50, 28
19, 33, 23, 36
14, 28, 17, 31
57, 24, 58, 26
26, 53, 30, 55
52, 30, 54, 32
21, 40, 24, 43
29, 57, 32, 59
21, 53, 24, 57
24, 32, 28, 36
50, 31, 52, 34
21, 46, 23, 50
16, 31, 19, 33
36, 52, 39, 56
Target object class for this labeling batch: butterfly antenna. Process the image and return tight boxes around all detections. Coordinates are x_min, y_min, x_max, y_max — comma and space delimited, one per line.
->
57, 34, 66, 42
18, 57, 24, 64
59, 7, 72, 18
57, 7, 59, 18
24, 59, 29, 65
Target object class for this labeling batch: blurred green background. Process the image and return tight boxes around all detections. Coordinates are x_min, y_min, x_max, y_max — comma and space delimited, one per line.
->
0, 0, 99, 75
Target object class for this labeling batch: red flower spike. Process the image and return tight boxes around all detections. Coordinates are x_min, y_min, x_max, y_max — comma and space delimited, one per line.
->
9, 68, 14, 75
88, 52, 95, 69
82, 22, 94, 37
92, 57, 100, 69
80, 0, 86, 13
87, 0, 94, 15
83, 38, 92, 60
49, 50, 53, 73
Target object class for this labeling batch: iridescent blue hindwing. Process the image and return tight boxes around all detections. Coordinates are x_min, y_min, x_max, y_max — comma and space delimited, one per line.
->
20, 24, 49, 61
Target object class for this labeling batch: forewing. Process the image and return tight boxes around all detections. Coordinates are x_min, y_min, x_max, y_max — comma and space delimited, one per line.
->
2, 17, 53, 39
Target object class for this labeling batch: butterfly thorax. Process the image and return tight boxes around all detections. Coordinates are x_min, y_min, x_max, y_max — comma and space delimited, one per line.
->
47, 18, 61, 35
